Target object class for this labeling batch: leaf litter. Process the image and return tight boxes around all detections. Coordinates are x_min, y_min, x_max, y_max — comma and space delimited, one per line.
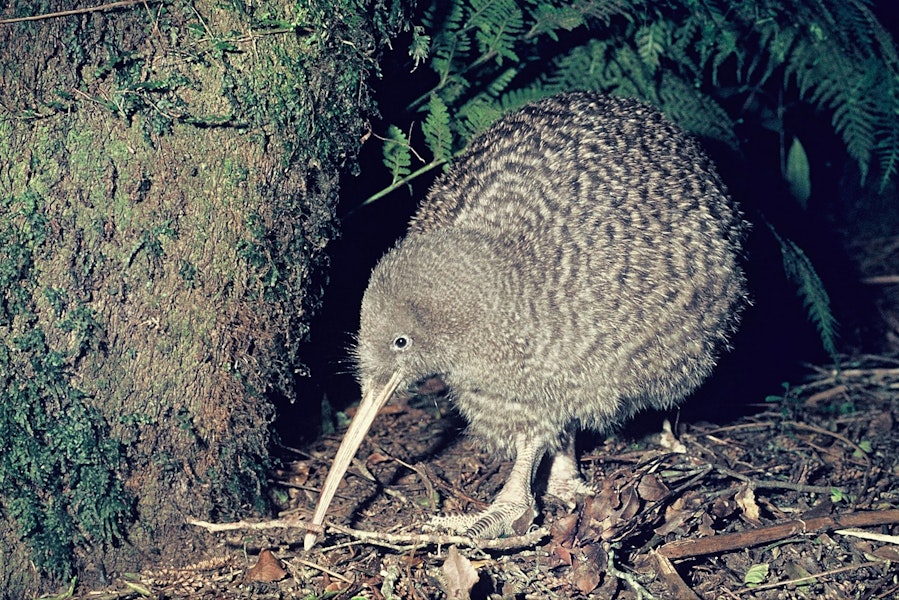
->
73, 357, 899, 599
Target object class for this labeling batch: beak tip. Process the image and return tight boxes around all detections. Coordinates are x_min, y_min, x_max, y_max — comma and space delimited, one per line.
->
303, 532, 317, 551
304, 370, 404, 552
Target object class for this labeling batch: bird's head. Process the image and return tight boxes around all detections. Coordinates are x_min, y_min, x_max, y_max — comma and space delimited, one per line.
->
356, 230, 497, 399
304, 230, 502, 549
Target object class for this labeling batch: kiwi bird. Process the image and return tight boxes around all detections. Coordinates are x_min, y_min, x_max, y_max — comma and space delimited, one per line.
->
304, 92, 747, 549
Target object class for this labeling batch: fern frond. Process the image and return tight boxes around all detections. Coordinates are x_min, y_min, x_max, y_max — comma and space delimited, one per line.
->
408, 25, 431, 70
830, 89, 878, 181
788, 37, 882, 182
574, 0, 645, 24
467, 0, 524, 65
500, 84, 552, 112
748, 19, 797, 86
422, 94, 454, 162
657, 73, 739, 148
387, 0, 899, 207
425, 0, 471, 88
457, 96, 504, 140
876, 112, 899, 192
771, 227, 840, 362
546, 38, 613, 93
528, 2, 586, 41
382, 125, 412, 185
606, 45, 662, 103
487, 67, 519, 97
635, 21, 669, 69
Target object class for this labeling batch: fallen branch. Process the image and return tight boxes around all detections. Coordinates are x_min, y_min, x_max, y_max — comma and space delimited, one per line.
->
0, 0, 159, 24
188, 517, 549, 551
648, 550, 701, 600
659, 509, 899, 560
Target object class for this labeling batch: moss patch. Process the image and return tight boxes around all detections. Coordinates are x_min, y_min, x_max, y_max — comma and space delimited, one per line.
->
0, 0, 407, 594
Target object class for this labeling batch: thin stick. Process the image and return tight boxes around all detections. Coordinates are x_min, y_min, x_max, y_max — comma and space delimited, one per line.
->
659, 509, 899, 560
290, 557, 353, 584
735, 560, 887, 594
188, 517, 549, 551
0, 0, 159, 24
861, 275, 899, 285
713, 464, 839, 496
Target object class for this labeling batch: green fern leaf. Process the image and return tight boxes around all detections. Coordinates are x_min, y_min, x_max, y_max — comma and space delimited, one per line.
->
829, 90, 877, 182
425, 0, 471, 86
772, 227, 840, 362
500, 84, 552, 112
635, 22, 668, 69
876, 118, 899, 191
529, 3, 586, 41
422, 94, 454, 162
382, 125, 412, 185
487, 67, 519, 97
547, 38, 612, 92
468, 0, 524, 64
458, 96, 504, 140
657, 73, 738, 148
786, 29, 882, 183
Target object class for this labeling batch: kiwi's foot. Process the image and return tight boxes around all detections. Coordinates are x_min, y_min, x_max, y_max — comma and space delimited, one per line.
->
425, 499, 537, 538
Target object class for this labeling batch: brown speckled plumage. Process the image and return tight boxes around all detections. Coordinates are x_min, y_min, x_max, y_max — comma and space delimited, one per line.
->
307, 92, 747, 545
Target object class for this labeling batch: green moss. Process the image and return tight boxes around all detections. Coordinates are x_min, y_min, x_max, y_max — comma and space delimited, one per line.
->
0, 192, 132, 580
0, 0, 409, 590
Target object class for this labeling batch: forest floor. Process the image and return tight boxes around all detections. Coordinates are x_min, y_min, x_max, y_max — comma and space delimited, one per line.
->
73, 356, 899, 600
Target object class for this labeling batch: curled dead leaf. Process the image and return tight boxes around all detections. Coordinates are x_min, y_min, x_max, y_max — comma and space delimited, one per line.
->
637, 473, 669, 502
246, 549, 287, 582
366, 451, 392, 464
442, 545, 479, 600
570, 544, 604, 594
550, 512, 580, 547
735, 485, 761, 525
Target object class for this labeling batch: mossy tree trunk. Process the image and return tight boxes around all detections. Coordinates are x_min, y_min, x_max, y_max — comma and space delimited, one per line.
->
0, 1, 400, 595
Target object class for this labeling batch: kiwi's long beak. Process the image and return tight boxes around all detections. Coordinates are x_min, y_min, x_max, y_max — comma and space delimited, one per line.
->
303, 370, 403, 551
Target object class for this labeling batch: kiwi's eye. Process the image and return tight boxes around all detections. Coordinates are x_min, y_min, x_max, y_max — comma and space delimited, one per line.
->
392, 336, 410, 350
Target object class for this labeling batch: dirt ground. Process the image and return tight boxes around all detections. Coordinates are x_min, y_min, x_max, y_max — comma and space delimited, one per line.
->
72, 354, 899, 600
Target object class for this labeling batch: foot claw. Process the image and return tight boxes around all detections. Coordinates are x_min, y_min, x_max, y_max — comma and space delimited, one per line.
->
545, 454, 594, 508
426, 501, 536, 538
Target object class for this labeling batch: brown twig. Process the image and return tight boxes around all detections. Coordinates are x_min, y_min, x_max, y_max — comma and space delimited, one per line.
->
658, 509, 899, 560
712, 464, 840, 496
735, 560, 888, 594
289, 557, 353, 584
861, 275, 899, 285
0, 0, 159, 24
649, 550, 701, 600
188, 517, 549, 551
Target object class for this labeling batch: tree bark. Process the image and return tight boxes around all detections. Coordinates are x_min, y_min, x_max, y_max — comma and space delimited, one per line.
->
0, 0, 394, 595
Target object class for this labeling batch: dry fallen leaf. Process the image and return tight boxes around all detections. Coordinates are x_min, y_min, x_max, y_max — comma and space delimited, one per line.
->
735, 485, 761, 525
654, 496, 690, 536
245, 549, 287, 582
872, 545, 899, 561
659, 419, 687, 453
637, 473, 669, 502
442, 545, 479, 600
570, 544, 604, 594
550, 512, 580, 547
